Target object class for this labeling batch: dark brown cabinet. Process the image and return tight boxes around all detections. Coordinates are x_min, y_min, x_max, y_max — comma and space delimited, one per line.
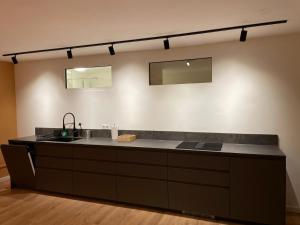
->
36, 156, 72, 170
73, 159, 115, 174
167, 152, 230, 218
36, 168, 73, 194
115, 148, 168, 208
117, 176, 168, 208
116, 163, 167, 180
168, 152, 230, 171
117, 149, 167, 165
73, 172, 116, 200
36, 143, 73, 158
230, 157, 286, 225
73, 146, 116, 161
168, 167, 229, 187
168, 182, 230, 217
1, 144, 35, 189
35, 143, 73, 194
27, 142, 285, 225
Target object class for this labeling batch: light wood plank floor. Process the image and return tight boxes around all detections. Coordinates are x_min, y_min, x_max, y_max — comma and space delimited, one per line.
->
0, 189, 299, 225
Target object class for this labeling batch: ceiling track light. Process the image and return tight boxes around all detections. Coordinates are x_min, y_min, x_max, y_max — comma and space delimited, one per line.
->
164, 38, 170, 50
67, 49, 73, 59
108, 44, 115, 55
12, 55, 18, 64
2, 20, 287, 59
240, 28, 248, 42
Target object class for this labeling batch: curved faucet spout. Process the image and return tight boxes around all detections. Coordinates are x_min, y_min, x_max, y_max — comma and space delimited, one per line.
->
62, 112, 76, 132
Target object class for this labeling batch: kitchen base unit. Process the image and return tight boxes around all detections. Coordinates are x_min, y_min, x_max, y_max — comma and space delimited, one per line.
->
2, 138, 286, 225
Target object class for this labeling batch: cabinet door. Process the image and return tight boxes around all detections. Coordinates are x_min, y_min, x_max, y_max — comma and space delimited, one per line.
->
168, 167, 229, 187
116, 163, 167, 180
36, 168, 73, 194
36, 156, 73, 170
1, 144, 35, 189
168, 152, 229, 171
230, 158, 285, 225
36, 143, 73, 158
168, 182, 229, 217
73, 159, 115, 174
117, 176, 168, 208
73, 172, 116, 200
117, 149, 167, 165
73, 146, 116, 161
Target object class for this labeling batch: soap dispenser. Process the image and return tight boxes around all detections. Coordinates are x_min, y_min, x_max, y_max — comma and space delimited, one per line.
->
111, 124, 118, 141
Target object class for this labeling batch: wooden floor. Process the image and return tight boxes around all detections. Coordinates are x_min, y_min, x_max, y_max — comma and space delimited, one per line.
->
0, 189, 299, 225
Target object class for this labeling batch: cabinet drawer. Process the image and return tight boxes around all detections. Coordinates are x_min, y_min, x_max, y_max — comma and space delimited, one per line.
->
36, 143, 73, 158
116, 163, 167, 179
36, 156, 73, 170
117, 149, 167, 165
168, 167, 229, 187
73, 159, 115, 174
168, 182, 229, 217
168, 153, 229, 171
73, 146, 116, 161
73, 172, 116, 200
117, 176, 168, 208
36, 168, 72, 194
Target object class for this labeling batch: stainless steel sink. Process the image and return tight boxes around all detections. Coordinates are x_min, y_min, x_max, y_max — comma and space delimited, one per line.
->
47, 137, 82, 142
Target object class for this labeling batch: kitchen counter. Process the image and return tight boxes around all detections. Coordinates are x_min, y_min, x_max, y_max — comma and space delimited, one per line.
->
9, 135, 285, 158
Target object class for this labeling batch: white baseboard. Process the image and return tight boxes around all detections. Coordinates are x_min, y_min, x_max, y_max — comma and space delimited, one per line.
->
286, 205, 300, 213
0, 176, 10, 183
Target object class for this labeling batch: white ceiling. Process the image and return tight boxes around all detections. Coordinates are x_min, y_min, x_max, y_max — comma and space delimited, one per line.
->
0, 0, 299, 61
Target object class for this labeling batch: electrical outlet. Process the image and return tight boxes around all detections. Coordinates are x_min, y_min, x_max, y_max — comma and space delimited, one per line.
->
102, 124, 110, 129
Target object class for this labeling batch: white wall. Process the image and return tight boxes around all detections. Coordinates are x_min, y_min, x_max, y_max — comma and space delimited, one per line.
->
14, 33, 300, 209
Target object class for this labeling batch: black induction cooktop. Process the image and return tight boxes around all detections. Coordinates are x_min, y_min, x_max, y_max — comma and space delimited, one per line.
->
176, 141, 223, 151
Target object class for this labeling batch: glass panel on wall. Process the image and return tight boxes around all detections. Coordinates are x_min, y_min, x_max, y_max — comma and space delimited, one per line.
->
65, 66, 112, 89
149, 57, 212, 85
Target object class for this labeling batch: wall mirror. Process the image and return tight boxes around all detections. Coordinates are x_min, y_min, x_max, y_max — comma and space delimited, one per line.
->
149, 57, 212, 85
65, 66, 112, 89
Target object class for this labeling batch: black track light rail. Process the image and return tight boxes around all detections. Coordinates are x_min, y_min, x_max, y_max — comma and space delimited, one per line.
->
3, 19, 287, 57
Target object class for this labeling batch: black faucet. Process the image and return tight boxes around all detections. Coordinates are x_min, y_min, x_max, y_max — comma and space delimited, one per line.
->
62, 112, 77, 136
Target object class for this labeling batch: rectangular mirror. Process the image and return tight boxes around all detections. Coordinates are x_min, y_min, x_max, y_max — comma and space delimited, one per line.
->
65, 66, 112, 89
149, 57, 212, 85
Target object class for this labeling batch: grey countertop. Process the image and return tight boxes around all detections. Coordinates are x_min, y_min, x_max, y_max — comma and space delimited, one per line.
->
9, 136, 285, 158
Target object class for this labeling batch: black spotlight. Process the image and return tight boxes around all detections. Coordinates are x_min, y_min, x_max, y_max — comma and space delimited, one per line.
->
12, 55, 18, 64
164, 38, 170, 50
240, 28, 248, 42
67, 49, 73, 59
109, 45, 115, 55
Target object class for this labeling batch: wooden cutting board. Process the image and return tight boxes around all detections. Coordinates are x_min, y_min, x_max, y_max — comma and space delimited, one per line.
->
117, 134, 136, 142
